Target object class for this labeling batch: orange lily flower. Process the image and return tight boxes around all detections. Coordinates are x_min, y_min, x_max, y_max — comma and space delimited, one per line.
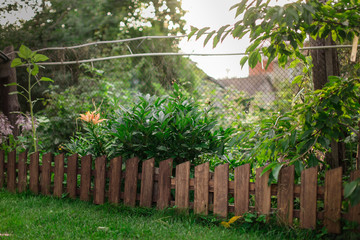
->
79, 111, 106, 125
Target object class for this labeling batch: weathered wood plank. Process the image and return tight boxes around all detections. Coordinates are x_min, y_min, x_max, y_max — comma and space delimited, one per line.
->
348, 170, 360, 229
80, 155, 92, 201
124, 157, 139, 206
29, 152, 39, 194
17, 151, 27, 193
0, 150, 4, 188
108, 156, 122, 204
194, 162, 209, 215
300, 167, 317, 229
175, 161, 190, 211
67, 154, 78, 199
324, 167, 342, 234
255, 166, 271, 216
94, 156, 106, 205
157, 159, 173, 209
7, 150, 16, 193
277, 165, 294, 225
53, 153, 65, 198
40, 152, 52, 195
234, 164, 250, 216
140, 158, 155, 207
214, 163, 229, 217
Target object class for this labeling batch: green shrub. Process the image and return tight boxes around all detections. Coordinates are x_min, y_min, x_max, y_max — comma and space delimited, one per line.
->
66, 84, 236, 165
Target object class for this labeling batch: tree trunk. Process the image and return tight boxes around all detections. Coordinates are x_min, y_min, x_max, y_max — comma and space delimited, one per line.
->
0, 46, 20, 137
310, 36, 344, 169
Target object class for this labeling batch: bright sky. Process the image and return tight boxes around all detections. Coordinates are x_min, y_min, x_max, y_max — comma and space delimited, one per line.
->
179, 0, 295, 79
179, 0, 249, 79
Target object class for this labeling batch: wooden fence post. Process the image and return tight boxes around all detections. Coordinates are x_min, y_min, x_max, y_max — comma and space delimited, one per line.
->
255, 166, 271, 217
194, 162, 209, 215
41, 152, 52, 195
124, 157, 139, 206
29, 152, 39, 194
175, 161, 190, 211
214, 163, 229, 218
94, 156, 106, 205
18, 151, 27, 193
157, 159, 173, 209
277, 165, 294, 225
324, 167, 342, 234
140, 158, 155, 207
80, 155, 92, 201
54, 153, 65, 198
67, 154, 78, 199
6, 150, 16, 193
108, 156, 122, 204
234, 164, 250, 216
300, 167, 317, 229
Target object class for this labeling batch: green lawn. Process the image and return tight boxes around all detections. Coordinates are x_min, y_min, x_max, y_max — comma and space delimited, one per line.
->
0, 189, 352, 240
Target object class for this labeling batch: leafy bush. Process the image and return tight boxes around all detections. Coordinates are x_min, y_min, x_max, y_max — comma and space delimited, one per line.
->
66, 84, 236, 165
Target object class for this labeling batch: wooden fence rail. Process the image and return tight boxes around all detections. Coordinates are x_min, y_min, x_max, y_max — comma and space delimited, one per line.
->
0, 150, 359, 234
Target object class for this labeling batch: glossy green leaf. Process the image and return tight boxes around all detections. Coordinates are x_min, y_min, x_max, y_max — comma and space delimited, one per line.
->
196, 27, 210, 40
40, 77, 54, 82
18, 45, 33, 59
11, 58, 23, 67
33, 54, 49, 62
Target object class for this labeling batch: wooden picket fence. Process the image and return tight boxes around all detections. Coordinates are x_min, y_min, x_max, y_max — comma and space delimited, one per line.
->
0, 150, 359, 234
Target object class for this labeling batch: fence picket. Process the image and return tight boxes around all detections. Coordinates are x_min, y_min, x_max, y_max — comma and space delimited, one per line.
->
140, 158, 155, 207
54, 153, 65, 198
7, 150, 16, 193
300, 167, 317, 229
348, 170, 360, 229
194, 162, 209, 215
234, 164, 250, 216
94, 156, 106, 205
80, 155, 92, 201
67, 154, 78, 199
324, 167, 342, 234
41, 152, 52, 195
29, 152, 39, 194
18, 151, 27, 193
277, 165, 294, 225
108, 156, 122, 204
0, 150, 4, 188
124, 157, 139, 206
175, 161, 190, 211
255, 167, 271, 217
157, 159, 173, 209
214, 163, 229, 217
